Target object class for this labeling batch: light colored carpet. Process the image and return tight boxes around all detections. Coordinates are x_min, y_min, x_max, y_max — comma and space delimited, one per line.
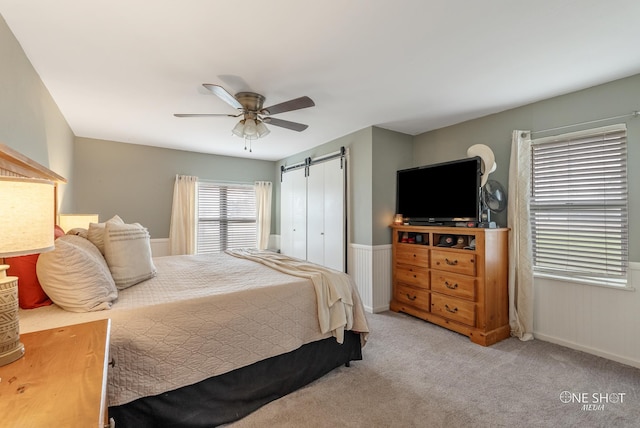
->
228, 311, 640, 428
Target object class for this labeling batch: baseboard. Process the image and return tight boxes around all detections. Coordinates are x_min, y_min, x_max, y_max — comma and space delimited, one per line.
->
371, 304, 390, 313
534, 332, 640, 369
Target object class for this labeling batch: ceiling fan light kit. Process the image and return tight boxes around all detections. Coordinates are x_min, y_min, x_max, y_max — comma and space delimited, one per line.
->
231, 117, 269, 137
175, 84, 314, 152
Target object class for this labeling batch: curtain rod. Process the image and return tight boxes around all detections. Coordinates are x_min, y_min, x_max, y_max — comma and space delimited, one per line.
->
532, 110, 639, 136
198, 178, 254, 186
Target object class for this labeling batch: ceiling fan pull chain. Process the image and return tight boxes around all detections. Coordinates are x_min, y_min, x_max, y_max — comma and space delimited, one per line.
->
242, 137, 253, 152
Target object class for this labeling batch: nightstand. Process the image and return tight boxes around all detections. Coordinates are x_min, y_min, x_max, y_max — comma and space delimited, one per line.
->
0, 319, 111, 427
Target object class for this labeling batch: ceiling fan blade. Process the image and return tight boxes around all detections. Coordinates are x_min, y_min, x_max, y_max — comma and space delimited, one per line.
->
264, 117, 309, 132
202, 84, 243, 110
174, 113, 240, 118
262, 96, 315, 115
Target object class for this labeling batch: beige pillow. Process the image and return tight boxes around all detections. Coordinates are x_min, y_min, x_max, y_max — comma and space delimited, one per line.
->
88, 215, 124, 254
36, 235, 118, 312
104, 222, 156, 289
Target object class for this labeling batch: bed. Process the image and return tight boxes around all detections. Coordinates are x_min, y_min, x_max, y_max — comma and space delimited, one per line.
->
21, 248, 368, 426
3, 145, 369, 427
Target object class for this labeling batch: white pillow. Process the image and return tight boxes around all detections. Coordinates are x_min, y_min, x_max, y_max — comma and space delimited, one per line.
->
66, 227, 88, 239
87, 215, 124, 254
36, 235, 118, 312
103, 222, 156, 289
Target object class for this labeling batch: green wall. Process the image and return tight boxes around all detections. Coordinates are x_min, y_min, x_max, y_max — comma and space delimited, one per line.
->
276, 126, 413, 246
414, 73, 640, 260
73, 137, 276, 239
371, 127, 413, 244
0, 15, 75, 212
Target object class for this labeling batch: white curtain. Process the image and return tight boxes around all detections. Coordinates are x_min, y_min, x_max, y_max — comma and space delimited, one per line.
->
254, 181, 272, 250
169, 175, 197, 255
508, 130, 534, 340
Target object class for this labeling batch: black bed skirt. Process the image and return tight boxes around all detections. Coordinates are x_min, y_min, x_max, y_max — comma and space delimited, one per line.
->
108, 331, 362, 427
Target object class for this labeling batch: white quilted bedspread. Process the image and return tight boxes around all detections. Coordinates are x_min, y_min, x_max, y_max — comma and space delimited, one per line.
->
19, 252, 369, 406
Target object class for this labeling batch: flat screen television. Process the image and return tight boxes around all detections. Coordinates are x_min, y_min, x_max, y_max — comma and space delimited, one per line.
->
396, 157, 481, 225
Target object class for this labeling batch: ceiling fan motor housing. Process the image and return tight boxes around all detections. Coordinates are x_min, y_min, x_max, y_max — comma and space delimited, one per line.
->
234, 92, 266, 112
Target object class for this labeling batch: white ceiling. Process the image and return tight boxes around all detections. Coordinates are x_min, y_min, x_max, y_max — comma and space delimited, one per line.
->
2, 0, 640, 161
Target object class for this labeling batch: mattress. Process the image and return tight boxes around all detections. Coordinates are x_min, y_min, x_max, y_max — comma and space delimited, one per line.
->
18, 252, 369, 406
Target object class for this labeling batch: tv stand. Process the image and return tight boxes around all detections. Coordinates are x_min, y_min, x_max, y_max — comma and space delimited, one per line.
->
390, 224, 510, 346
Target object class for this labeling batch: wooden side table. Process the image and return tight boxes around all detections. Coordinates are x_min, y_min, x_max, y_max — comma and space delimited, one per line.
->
0, 319, 111, 427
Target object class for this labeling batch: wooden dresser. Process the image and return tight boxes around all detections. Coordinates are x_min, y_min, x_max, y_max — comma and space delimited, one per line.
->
390, 224, 509, 346
0, 319, 111, 427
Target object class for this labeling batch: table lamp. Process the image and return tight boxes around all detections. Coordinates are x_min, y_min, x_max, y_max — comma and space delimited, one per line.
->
0, 176, 55, 366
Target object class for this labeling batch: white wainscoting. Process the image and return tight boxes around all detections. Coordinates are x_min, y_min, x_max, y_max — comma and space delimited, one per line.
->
151, 235, 280, 258
150, 238, 170, 257
533, 262, 640, 368
348, 244, 392, 313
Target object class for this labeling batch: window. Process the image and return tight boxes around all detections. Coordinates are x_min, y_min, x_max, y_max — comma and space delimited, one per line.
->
196, 181, 256, 254
530, 124, 628, 287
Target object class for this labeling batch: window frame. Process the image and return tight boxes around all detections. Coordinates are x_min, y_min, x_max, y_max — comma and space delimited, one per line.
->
529, 123, 630, 290
196, 181, 257, 254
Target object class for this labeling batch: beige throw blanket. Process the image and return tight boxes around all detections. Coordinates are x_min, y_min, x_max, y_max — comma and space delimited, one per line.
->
227, 249, 369, 345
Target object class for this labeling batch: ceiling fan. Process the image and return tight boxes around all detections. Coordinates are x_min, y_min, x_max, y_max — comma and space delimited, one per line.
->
174, 84, 315, 146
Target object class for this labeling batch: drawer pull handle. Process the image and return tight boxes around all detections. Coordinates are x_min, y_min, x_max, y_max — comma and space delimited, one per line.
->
445, 281, 458, 290
406, 293, 417, 301
445, 258, 458, 266
444, 304, 458, 314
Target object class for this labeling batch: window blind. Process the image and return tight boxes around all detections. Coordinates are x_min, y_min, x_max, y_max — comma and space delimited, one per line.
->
197, 182, 256, 254
530, 124, 628, 287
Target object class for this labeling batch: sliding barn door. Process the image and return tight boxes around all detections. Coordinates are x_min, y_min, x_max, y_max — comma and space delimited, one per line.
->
307, 157, 345, 271
281, 156, 345, 271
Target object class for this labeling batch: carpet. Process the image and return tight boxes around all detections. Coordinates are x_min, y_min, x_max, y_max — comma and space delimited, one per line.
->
227, 311, 640, 427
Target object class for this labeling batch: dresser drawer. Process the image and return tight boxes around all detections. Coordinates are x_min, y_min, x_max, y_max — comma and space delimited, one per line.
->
396, 264, 429, 288
431, 271, 475, 300
394, 283, 430, 310
431, 250, 476, 276
431, 294, 475, 326
396, 245, 429, 267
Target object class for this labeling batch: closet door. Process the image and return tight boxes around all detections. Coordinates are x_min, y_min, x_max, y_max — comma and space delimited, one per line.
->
306, 164, 324, 266
280, 167, 307, 260
307, 157, 345, 271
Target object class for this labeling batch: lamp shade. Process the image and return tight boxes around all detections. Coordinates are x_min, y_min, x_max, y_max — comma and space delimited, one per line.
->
58, 214, 99, 232
0, 177, 55, 257
232, 120, 245, 137
256, 121, 270, 138
243, 119, 257, 137
0, 176, 55, 366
